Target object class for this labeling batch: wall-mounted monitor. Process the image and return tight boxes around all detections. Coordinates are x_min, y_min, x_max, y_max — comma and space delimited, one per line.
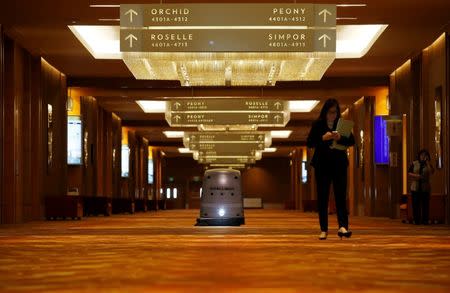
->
121, 145, 130, 177
301, 161, 308, 183
148, 159, 154, 184
374, 116, 389, 165
67, 116, 82, 165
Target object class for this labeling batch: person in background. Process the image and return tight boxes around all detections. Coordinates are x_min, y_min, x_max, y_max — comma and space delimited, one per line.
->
307, 98, 355, 240
408, 149, 435, 225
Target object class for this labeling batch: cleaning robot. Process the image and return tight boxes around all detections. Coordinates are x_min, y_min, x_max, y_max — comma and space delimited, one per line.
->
196, 168, 245, 226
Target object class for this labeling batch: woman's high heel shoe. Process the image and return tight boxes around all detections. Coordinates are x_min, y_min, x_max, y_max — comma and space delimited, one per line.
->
337, 227, 352, 239
319, 231, 328, 240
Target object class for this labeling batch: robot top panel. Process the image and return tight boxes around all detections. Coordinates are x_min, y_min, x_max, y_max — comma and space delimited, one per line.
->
204, 168, 241, 176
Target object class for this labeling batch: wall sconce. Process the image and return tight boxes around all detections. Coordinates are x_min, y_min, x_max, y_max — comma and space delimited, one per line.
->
47, 104, 53, 171
84, 130, 89, 167
435, 86, 443, 169
359, 130, 364, 168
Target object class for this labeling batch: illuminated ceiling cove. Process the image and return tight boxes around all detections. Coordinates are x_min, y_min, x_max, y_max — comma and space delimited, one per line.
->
69, 3, 387, 86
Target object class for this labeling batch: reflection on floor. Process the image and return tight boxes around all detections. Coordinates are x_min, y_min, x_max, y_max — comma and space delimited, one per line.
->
0, 210, 450, 292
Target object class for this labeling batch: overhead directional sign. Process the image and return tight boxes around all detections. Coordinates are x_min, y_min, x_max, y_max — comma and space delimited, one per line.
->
170, 99, 288, 112
185, 132, 267, 144
197, 149, 259, 157
120, 4, 336, 27
166, 112, 289, 127
197, 157, 256, 165
120, 29, 336, 53
189, 142, 265, 152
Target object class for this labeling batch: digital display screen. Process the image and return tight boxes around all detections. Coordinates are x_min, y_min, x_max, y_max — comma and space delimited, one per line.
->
374, 116, 389, 164
148, 159, 154, 184
67, 116, 82, 165
301, 161, 308, 183
121, 145, 130, 177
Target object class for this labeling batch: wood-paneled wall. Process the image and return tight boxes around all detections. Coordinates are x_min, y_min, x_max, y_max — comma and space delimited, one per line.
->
162, 157, 291, 209
1, 33, 67, 223
342, 97, 377, 217
67, 95, 122, 199
119, 130, 149, 200
0, 25, 4, 223
390, 33, 449, 222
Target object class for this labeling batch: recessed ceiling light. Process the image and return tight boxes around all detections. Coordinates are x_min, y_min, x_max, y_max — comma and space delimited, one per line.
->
336, 4, 367, 7
337, 24, 388, 58
69, 24, 387, 60
289, 100, 320, 112
68, 25, 120, 59
136, 101, 166, 113
270, 130, 292, 138
99, 18, 120, 22
336, 17, 358, 20
89, 4, 120, 8
263, 148, 277, 153
163, 131, 185, 138
178, 148, 193, 153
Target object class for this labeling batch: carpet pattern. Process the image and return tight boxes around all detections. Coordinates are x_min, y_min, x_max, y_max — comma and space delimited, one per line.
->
0, 210, 449, 292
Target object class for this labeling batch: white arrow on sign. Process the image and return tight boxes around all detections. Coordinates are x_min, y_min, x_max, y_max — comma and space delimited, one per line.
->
274, 102, 282, 110
125, 34, 138, 48
258, 135, 263, 140
173, 115, 181, 122
173, 102, 181, 109
318, 9, 332, 23
274, 115, 281, 122
125, 9, 138, 23
318, 34, 331, 48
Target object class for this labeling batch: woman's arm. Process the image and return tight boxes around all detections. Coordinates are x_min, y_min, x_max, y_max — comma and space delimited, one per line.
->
307, 122, 321, 148
408, 172, 421, 179
407, 163, 421, 179
336, 132, 355, 147
307, 121, 336, 148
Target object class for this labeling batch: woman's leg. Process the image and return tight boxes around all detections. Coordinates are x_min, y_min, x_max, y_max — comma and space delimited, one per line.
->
422, 192, 430, 224
333, 166, 349, 229
315, 168, 331, 232
411, 192, 421, 224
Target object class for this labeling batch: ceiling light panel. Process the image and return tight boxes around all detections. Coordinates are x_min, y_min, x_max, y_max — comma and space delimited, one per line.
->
69, 25, 386, 60
136, 100, 166, 113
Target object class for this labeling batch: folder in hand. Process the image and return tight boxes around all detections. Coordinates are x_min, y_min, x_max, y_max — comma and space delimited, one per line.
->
331, 118, 354, 150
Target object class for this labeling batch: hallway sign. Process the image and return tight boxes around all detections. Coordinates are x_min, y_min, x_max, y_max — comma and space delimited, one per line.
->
185, 132, 267, 144
166, 99, 290, 127
166, 112, 289, 127
120, 29, 336, 53
189, 142, 265, 152
169, 99, 288, 112
197, 157, 256, 164
120, 4, 336, 27
197, 149, 258, 157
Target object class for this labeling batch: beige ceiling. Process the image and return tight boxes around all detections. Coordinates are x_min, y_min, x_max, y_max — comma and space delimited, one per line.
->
2, 0, 448, 156
2, 0, 449, 78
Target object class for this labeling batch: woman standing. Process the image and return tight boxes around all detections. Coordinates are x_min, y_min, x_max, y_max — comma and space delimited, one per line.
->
307, 99, 355, 240
408, 149, 434, 225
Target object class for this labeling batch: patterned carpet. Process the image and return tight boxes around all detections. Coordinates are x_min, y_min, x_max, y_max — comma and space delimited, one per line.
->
0, 210, 449, 293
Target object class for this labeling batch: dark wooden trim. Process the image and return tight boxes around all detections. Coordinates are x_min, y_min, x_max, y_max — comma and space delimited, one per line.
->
142, 141, 307, 147
0, 25, 4, 223
446, 32, 450, 225
68, 76, 389, 89
122, 119, 314, 128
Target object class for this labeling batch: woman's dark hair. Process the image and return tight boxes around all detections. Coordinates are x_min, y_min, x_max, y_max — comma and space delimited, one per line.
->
318, 98, 341, 122
417, 149, 431, 161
